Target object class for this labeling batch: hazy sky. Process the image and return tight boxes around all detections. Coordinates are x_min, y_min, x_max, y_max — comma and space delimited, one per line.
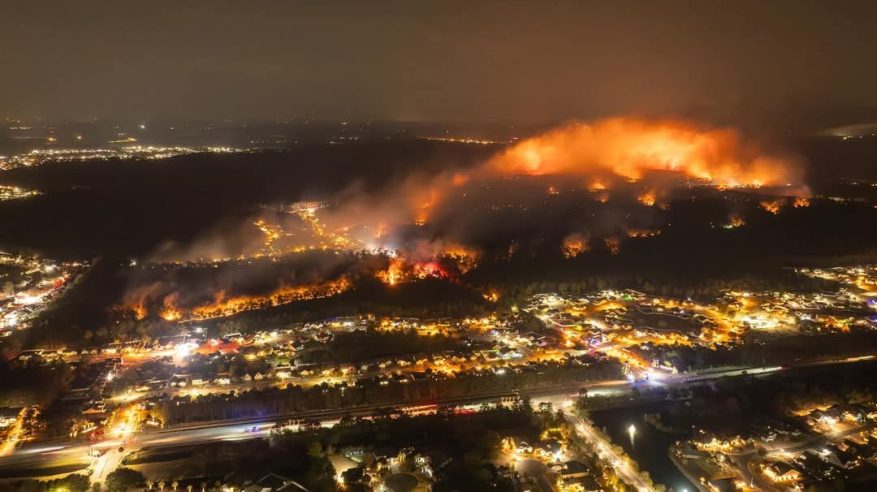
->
2, 0, 875, 126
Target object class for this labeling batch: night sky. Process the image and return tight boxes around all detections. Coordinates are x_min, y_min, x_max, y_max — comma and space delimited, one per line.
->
1, 0, 875, 127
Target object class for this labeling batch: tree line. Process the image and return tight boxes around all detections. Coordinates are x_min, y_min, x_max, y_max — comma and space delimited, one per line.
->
156, 357, 622, 425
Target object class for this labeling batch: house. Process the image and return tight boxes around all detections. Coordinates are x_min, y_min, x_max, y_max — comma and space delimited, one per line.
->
834, 443, 865, 468
247, 473, 311, 491
763, 461, 802, 483
559, 460, 589, 480
556, 461, 603, 490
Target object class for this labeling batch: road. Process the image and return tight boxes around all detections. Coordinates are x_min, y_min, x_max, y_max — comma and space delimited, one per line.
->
565, 412, 654, 491
0, 353, 872, 484
0, 408, 29, 457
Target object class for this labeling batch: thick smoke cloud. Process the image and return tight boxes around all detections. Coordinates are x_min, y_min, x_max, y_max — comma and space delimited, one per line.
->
316, 117, 804, 249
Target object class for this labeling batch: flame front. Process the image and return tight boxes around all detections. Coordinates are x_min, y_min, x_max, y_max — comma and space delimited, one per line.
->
487, 117, 801, 189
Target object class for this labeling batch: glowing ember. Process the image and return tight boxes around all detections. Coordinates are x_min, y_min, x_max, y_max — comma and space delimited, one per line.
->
626, 228, 661, 238
253, 219, 283, 252
604, 237, 621, 255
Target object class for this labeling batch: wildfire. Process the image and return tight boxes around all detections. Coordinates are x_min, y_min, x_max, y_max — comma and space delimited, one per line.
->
604, 237, 621, 255
131, 303, 148, 320
441, 244, 480, 274
760, 199, 783, 215
488, 117, 802, 189
122, 277, 352, 322
190, 277, 351, 320
411, 185, 443, 226
133, 118, 810, 320
379, 258, 405, 286
793, 197, 811, 208
254, 219, 283, 252
160, 305, 182, 322
376, 258, 450, 286
483, 289, 500, 302
637, 190, 657, 207
561, 234, 590, 258
414, 262, 446, 278
159, 294, 183, 321
724, 215, 746, 229
626, 228, 661, 238
289, 205, 361, 252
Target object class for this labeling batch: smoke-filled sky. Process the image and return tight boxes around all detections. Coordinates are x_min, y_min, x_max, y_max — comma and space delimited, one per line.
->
2, 0, 876, 127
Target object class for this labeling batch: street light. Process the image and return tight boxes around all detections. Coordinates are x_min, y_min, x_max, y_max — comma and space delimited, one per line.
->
628, 424, 637, 446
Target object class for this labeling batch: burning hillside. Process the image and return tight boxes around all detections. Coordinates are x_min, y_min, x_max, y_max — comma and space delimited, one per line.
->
116, 118, 811, 323
487, 118, 802, 189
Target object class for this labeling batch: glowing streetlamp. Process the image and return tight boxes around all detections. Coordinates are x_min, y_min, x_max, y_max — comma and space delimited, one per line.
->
628, 424, 637, 446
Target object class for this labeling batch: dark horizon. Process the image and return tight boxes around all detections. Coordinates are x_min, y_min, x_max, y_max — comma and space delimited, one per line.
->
2, 0, 877, 131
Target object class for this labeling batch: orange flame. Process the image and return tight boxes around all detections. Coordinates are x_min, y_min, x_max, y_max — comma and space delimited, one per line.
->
637, 190, 657, 207
440, 244, 480, 274
760, 199, 783, 215
725, 215, 745, 229
160, 293, 182, 321
487, 118, 802, 189
793, 197, 810, 208
131, 304, 147, 321
562, 234, 590, 258
376, 258, 451, 286
190, 277, 351, 320
378, 258, 406, 286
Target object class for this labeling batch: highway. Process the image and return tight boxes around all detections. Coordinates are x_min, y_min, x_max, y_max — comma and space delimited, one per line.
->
566, 412, 653, 491
0, 353, 872, 484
